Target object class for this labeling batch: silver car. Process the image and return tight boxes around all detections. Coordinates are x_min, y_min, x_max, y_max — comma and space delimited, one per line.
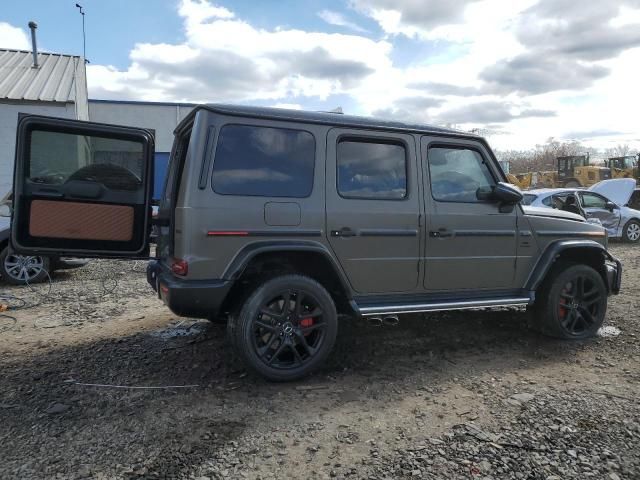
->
523, 178, 640, 243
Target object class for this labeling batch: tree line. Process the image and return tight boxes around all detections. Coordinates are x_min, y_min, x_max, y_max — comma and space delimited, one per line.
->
495, 139, 638, 174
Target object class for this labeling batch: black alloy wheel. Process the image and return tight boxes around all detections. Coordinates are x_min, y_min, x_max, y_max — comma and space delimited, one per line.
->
253, 289, 326, 369
229, 275, 338, 381
535, 263, 607, 339
557, 275, 604, 336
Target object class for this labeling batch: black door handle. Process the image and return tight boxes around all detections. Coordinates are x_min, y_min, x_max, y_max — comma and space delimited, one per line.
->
331, 227, 357, 238
429, 229, 452, 238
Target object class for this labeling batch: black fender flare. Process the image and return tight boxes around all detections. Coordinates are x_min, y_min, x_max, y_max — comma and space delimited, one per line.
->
525, 239, 615, 292
222, 240, 354, 297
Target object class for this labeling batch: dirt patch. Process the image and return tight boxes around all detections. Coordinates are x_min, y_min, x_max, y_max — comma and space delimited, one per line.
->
0, 245, 638, 479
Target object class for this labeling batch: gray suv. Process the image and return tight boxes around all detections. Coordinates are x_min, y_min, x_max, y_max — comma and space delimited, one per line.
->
10, 105, 621, 381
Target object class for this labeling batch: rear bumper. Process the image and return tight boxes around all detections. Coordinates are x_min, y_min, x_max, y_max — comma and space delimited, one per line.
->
147, 260, 233, 318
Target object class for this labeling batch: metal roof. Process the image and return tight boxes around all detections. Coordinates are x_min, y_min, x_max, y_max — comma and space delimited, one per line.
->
0, 49, 85, 103
180, 103, 476, 139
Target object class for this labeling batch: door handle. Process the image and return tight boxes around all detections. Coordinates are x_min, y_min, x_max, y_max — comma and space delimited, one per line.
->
331, 227, 357, 238
429, 229, 452, 238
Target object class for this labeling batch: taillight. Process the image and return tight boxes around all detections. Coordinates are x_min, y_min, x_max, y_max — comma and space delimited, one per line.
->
171, 258, 188, 276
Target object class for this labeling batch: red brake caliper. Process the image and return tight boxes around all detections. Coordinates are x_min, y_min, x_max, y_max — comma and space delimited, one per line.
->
559, 287, 568, 319
300, 317, 314, 335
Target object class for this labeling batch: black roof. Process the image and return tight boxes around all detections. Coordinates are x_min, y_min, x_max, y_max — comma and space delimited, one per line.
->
186, 103, 478, 139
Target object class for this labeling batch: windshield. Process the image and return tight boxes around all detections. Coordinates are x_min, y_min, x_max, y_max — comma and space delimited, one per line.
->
521, 193, 537, 205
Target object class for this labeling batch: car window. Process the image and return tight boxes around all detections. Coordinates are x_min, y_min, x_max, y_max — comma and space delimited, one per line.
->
541, 195, 554, 207
428, 146, 495, 202
581, 192, 608, 209
212, 125, 315, 198
521, 194, 537, 205
29, 130, 144, 191
337, 139, 407, 200
629, 190, 640, 209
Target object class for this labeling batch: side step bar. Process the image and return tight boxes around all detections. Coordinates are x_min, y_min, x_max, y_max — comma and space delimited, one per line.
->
356, 297, 532, 316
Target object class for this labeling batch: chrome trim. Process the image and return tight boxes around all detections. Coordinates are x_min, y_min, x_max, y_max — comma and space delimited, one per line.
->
454, 230, 516, 237
535, 231, 606, 237
358, 297, 532, 316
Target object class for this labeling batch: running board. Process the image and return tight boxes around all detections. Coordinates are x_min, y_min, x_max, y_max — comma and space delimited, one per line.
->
356, 297, 532, 316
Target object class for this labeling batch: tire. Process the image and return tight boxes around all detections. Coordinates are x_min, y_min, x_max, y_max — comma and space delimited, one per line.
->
0, 247, 51, 285
227, 274, 338, 382
622, 219, 640, 243
533, 262, 607, 339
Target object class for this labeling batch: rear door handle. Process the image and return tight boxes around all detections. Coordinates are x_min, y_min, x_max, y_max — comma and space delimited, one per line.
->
331, 227, 357, 238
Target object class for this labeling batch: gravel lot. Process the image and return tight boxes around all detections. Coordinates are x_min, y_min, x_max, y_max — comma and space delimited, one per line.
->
0, 244, 638, 479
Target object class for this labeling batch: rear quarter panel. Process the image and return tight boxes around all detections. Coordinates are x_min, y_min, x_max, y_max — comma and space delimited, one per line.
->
173, 111, 331, 281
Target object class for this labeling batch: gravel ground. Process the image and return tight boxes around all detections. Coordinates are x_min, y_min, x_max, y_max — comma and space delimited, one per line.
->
0, 244, 638, 479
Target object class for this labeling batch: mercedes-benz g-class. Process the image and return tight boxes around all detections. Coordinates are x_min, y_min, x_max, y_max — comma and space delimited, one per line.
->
10, 105, 621, 381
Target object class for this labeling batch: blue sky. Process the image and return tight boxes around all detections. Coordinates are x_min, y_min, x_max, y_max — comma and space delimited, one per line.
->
2, 0, 640, 151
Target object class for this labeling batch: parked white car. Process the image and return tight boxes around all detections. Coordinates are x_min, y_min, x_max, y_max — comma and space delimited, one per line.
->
523, 178, 640, 243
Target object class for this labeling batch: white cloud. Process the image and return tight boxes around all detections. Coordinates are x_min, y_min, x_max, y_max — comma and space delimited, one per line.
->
10, 0, 635, 151
88, 0, 390, 103
0, 22, 30, 50
318, 9, 368, 33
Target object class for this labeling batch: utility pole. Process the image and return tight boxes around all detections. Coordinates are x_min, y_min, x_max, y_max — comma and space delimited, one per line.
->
75, 3, 86, 63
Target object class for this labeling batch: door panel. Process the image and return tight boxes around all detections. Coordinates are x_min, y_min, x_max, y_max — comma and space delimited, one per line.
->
421, 138, 518, 291
579, 192, 621, 233
325, 129, 421, 294
11, 115, 155, 257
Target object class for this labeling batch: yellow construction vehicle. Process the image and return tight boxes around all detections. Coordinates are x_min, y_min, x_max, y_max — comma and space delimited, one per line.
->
499, 161, 523, 189
557, 154, 610, 188
608, 155, 639, 183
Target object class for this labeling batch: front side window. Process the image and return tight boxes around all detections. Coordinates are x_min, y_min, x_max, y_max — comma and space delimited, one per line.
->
581, 193, 608, 209
212, 125, 315, 197
337, 140, 407, 199
428, 146, 495, 202
521, 194, 537, 205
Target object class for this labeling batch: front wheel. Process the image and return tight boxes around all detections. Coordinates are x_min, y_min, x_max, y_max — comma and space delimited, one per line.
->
622, 220, 640, 243
533, 263, 607, 339
228, 274, 338, 381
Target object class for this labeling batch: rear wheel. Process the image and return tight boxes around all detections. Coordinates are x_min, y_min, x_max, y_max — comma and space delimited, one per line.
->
0, 247, 50, 285
533, 263, 607, 339
622, 220, 640, 243
228, 274, 338, 381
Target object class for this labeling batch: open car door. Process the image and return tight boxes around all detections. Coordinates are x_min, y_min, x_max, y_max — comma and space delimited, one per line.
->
11, 115, 155, 258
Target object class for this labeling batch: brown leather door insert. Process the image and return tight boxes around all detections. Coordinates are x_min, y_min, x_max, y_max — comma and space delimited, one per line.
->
29, 200, 134, 242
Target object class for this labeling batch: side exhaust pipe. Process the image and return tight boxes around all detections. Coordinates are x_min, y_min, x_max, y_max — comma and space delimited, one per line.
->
383, 315, 399, 326
368, 317, 383, 327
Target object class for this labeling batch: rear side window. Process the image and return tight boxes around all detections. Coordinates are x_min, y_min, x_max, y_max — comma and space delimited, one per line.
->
542, 195, 554, 207
212, 125, 315, 197
337, 140, 407, 199
428, 146, 495, 202
29, 130, 144, 191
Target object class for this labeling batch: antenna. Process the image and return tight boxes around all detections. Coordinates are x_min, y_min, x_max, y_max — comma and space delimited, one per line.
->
75, 3, 87, 63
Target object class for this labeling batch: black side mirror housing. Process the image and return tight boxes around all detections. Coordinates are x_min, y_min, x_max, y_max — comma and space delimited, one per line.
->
476, 182, 523, 212
493, 182, 524, 204
605, 201, 616, 211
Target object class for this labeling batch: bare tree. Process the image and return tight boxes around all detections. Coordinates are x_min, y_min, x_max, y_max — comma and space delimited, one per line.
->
604, 144, 632, 158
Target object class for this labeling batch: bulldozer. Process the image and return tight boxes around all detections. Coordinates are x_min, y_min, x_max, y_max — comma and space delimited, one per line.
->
498, 161, 552, 190
556, 154, 610, 188
608, 154, 639, 183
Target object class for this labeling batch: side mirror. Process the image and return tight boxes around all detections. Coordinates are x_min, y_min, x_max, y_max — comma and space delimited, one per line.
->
493, 182, 523, 204
605, 201, 616, 211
